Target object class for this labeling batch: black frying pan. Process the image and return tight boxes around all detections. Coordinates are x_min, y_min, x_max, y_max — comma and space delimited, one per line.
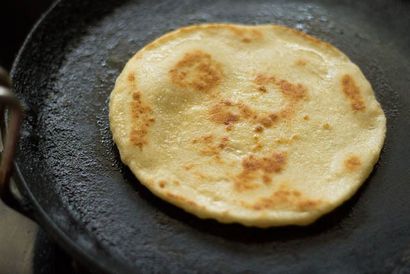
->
1, 0, 410, 273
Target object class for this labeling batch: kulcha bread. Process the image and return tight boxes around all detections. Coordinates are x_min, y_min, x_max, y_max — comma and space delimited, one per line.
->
109, 24, 386, 227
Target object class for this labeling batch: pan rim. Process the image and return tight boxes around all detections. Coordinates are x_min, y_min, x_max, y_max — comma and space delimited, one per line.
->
12, 164, 123, 274
10, 0, 129, 273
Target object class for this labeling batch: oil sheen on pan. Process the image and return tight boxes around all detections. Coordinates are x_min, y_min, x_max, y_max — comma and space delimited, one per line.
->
109, 24, 386, 227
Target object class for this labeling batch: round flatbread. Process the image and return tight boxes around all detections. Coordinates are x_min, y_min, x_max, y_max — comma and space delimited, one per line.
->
109, 24, 386, 227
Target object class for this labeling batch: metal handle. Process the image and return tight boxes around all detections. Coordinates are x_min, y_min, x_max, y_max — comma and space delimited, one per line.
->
0, 67, 23, 199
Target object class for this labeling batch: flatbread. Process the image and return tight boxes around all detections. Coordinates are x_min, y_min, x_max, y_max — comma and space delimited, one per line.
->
109, 24, 386, 227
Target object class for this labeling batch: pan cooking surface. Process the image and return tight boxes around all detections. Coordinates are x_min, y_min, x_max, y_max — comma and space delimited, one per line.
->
12, 0, 410, 273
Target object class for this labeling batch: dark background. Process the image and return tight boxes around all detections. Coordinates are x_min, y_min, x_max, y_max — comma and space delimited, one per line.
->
0, 0, 54, 70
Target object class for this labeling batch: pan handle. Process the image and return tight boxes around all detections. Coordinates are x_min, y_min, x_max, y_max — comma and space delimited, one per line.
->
0, 67, 23, 200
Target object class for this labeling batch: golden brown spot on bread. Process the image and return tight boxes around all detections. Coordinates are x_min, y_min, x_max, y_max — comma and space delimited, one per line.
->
276, 79, 307, 100
254, 75, 307, 100
234, 152, 287, 192
194, 172, 208, 180
258, 116, 273, 128
293, 134, 301, 140
132, 92, 140, 100
322, 123, 331, 130
298, 200, 321, 211
193, 135, 230, 158
251, 74, 308, 127
341, 74, 366, 111
218, 137, 229, 149
226, 26, 263, 43
258, 86, 267, 93
159, 181, 166, 188
254, 74, 275, 86
251, 190, 293, 210
295, 59, 307, 66
128, 73, 135, 82
254, 126, 264, 133
258, 114, 278, 128
225, 124, 233, 131
292, 190, 302, 197
129, 91, 154, 149
252, 143, 263, 152
275, 134, 301, 145
209, 100, 279, 129
262, 175, 272, 185
242, 153, 287, 173
247, 186, 320, 211
303, 114, 310, 120
238, 103, 257, 119
169, 50, 223, 92
344, 155, 361, 172
183, 163, 195, 171
165, 192, 198, 207
210, 106, 240, 125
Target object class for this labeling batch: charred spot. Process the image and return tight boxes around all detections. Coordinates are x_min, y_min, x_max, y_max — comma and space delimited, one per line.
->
341, 74, 366, 111
169, 50, 223, 92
